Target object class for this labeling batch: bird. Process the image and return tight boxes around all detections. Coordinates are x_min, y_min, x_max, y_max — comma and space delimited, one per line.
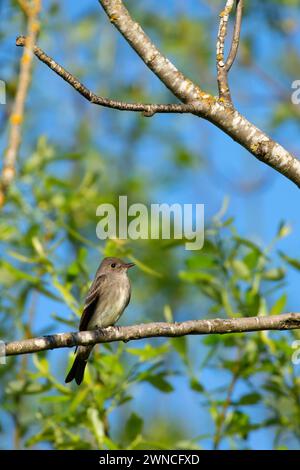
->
65, 257, 134, 385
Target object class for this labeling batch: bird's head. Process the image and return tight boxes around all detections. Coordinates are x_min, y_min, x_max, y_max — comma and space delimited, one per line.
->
99, 257, 135, 274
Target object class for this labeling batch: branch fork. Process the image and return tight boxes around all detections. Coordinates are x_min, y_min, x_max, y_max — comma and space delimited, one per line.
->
12, 0, 300, 190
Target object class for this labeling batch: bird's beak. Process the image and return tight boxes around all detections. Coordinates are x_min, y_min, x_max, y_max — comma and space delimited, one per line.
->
124, 262, 135, 269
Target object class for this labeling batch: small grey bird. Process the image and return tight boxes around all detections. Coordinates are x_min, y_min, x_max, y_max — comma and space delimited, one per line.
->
65, 257, 134, 385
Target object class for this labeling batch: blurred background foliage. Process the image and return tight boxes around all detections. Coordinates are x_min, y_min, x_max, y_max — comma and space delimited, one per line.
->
0, 0, 300, 450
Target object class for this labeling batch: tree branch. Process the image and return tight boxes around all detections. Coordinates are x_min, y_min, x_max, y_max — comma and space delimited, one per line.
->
225, 0, 244, 72
15, 36, 197, 117
0, 0, 40, 207
98, 0, 205, 103
216, 0, 235, 102
15, 2, 300, 188
213, 362, 240, 449
97, 0, 300, 187
4, 313, 300, 357
216, 0, 243, 101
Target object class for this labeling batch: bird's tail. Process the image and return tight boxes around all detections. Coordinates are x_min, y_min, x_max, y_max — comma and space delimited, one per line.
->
65, 346, 93, 385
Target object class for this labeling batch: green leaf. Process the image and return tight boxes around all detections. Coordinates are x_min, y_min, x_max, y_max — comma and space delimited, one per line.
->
8, 251, 39, 264
234, 236, 263, 255
231, 260, 250, 280
171, 337, 187, 362
179, 270, 216, 283
125, 412, 143, 443
262, 268, 285, 281
238, 392, 261, 405
190, 377, 204, 393
145, 373, 174, 393
130, 256, 163, 278
87, 408, 105, 448
126, 343, 170, 361
0, 223, 17, 241
277, 222, 292, 239
244, 289, 261, 315
52, 277, 80, 314
32, 236, 46, 258
225, 410, 253, 439
5, 379, 26, 394
186, 254, 217, 270
243, 250, 261, 271
70, 386, 90, 413
0, 260, 39, 284
41, 395, 71, 404
32, 356, 49, 375
163, 304, 173, 322
279, 251, 300, 270
270, 294, 287, 315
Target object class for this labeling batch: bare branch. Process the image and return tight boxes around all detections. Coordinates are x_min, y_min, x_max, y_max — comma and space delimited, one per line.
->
96, 1, 300, 187
4, 313, 300, 357
0, 1, 40, 207
15, 36, 198, 116
216, 0, 235, 102
213, 360, 241, 449
98, 0, 205, 103
225, 0, 244, 72
216, 0, 243, 101
16, 3, 300, 188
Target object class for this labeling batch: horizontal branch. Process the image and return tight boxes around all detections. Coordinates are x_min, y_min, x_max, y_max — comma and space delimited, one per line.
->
16, 36, 196, 117
4, 313, 300, 357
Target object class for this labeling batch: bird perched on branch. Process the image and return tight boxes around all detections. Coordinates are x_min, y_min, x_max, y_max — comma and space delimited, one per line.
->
65, 257, 134, 385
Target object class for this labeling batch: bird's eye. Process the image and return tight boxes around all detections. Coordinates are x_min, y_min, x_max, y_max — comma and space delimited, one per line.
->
111, 263, 116, 268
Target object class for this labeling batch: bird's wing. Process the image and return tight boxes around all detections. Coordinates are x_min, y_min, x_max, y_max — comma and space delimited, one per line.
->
124, 290, 131, 311
79, 274, 107, 331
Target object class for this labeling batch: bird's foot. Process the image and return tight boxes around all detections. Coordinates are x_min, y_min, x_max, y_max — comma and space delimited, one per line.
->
114, 325, 128, 342
95, 327, 106, 336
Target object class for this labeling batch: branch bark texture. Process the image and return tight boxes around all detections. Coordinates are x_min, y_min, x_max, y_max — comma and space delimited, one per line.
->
14, 0, 300, 188
4, 313, 300, 357
216, 0, 235, 101
98, 0, 300, 187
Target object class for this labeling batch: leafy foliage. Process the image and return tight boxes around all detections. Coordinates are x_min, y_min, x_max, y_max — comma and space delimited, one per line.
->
0, 0, 300, 451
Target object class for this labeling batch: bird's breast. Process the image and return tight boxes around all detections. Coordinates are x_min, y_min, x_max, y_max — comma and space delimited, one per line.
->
87, 275, 130, 329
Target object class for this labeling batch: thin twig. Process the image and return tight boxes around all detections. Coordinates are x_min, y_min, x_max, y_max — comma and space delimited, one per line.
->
213, 361, 241, 449
15, 36, 198, 116
4, 313, 300, 357
0, 1, 40, 207
225, 0, 243, 72
14, 2, 300, 188
216, 0, 235, 102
